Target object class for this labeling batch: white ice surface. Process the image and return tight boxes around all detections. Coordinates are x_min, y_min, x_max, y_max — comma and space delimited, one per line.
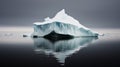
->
33, 9, 98, 36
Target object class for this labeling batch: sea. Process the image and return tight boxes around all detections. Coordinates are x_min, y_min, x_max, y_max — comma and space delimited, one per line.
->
0, 27, 120, 67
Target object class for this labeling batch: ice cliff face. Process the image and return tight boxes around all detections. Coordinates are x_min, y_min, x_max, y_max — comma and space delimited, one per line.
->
32, 9, 98, 37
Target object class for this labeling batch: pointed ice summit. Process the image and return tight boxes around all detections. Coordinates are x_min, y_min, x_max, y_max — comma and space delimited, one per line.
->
32, 9, 98, 37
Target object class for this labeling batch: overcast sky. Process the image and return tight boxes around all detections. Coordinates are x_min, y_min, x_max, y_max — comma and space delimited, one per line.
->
0, 0, 119, 28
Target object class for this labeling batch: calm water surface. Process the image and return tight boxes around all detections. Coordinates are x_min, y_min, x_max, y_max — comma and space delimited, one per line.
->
0, 28, 120, 67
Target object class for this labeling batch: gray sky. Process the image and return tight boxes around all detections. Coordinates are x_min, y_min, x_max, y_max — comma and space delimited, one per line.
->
0, 0, 119, 28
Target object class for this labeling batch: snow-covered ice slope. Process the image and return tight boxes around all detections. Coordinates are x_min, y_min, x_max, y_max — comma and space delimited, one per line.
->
32, 9, 98, 37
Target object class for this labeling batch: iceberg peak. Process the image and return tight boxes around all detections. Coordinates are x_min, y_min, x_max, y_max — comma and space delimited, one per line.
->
34, 9, 86, 28
53, 9, 85, 28
54, 9, 66, 17
57, 9, 65, 15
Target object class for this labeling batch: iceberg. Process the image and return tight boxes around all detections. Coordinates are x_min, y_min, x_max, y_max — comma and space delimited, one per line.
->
32, 9, 98, 37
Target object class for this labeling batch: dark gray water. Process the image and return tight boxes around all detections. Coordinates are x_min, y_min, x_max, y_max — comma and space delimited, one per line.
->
0, 29, 120, 67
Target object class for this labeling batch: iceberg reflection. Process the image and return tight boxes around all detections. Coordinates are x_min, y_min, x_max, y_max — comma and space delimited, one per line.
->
33, 37, 98, 65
